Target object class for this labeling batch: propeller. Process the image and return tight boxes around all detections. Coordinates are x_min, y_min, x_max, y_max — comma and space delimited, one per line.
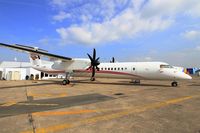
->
87, 48, 100, 81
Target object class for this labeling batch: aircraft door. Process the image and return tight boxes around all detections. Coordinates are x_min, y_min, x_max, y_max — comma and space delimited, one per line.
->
132, 66, 139, 75
133, 66, 144, 77
132, 67, 136, 73
131, 66, 140, 79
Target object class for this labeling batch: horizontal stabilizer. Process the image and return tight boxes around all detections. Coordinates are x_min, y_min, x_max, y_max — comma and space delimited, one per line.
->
0, 43, 72, 61
14, 44, 48, 53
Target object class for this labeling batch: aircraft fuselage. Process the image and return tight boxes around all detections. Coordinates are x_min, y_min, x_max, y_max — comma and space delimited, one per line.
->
33, 59, 192, 81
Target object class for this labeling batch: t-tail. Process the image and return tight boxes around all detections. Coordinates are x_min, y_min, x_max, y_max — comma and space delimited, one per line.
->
29, 53, 42, 67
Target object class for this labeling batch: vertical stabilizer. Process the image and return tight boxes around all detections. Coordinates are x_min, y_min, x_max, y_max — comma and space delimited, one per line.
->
29, 53, 41, 67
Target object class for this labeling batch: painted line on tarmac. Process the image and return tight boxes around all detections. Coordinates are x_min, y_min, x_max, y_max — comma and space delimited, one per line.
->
21, 95, 200, 133
17, 103, 58, 106
1, 101, 17, 107
0, 102, 58, 107
32, 110, 97, 116
28, 92, 67, 98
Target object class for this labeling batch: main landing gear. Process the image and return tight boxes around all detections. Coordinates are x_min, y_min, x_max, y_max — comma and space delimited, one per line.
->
62, 79, 70, 85
171, 81, 178, 87
90, 77, 95, 81
62, 72, 71, 85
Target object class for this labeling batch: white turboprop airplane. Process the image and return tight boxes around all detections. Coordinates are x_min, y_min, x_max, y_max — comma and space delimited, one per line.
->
0, 43, 192, 87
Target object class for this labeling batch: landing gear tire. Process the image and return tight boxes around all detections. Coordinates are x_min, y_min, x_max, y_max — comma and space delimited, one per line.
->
171, 81, 178, 87
135, 80, 140, 84
90, 77, 95, 81
131, 80, 140, 84
62, 79, 70, 85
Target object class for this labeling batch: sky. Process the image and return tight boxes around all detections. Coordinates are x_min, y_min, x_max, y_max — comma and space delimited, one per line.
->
0, 0, 200, 67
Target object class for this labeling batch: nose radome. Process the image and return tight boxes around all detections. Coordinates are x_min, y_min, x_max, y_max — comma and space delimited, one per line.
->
185, 74, 192, 80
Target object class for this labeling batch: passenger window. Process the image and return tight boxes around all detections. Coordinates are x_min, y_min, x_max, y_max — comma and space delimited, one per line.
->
111, 68, 113, 70
105, 68, 107, 70
118, 68, 120, 70
121, 68, 123, 70
133, 68, 135, 71
101, 68, 103, 70
114, 68, 116, 70
108, 68, 110, 70
125, 68, 127, 70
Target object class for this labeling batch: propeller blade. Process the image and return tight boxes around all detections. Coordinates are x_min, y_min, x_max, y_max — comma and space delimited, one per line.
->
93, 48, 96, 60
92, 66, 95, 77
96, 61, 100, 66
96, 66, 100, 71
87, 53, 93, 61
96, 57, 100, 61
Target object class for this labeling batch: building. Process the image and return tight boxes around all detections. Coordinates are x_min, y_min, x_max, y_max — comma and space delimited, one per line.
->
186, 68, 199, 75
0, 61, 65, 80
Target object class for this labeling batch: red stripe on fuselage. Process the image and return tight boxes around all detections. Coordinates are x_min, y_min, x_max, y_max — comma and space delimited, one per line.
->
73, 69, 144, 78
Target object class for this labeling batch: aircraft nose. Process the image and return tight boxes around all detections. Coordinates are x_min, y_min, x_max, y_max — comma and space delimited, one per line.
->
175, 72, 192, 80
184, 74, 192, 80
186, 74, 192, 79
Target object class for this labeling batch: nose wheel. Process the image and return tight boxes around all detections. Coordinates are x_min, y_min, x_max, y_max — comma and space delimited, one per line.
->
131, 80, 141, 84
171, 81, 178, 87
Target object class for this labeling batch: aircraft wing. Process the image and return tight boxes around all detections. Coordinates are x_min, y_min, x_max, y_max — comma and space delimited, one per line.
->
0, 43, 72, 61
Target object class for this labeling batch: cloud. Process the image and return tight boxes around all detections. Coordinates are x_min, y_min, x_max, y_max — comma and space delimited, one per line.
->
50, 0, 68, 7
141, 0, 200, 18
56, 10, 172, 45
53, 11, 71, 22
38, 37, 49, 45
50, 0, 200, 45
161, 48, 200, 68
127, 46, 200, 67
152, 46, 200, 67
52, 0, 131, 23
185, 1, 200, 17
144, 57, 152, 61
196, 46, 200, 51
183, 30, 200, 40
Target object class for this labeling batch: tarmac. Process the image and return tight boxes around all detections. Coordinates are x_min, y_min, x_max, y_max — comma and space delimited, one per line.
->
0, 77, 200, 133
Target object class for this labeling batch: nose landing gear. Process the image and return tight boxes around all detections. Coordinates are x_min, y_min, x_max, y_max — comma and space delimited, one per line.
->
171, 81, 178, 87
131, 80, 141, 84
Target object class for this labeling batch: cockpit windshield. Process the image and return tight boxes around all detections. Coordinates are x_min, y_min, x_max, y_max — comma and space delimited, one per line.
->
160, 64, 173, 69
